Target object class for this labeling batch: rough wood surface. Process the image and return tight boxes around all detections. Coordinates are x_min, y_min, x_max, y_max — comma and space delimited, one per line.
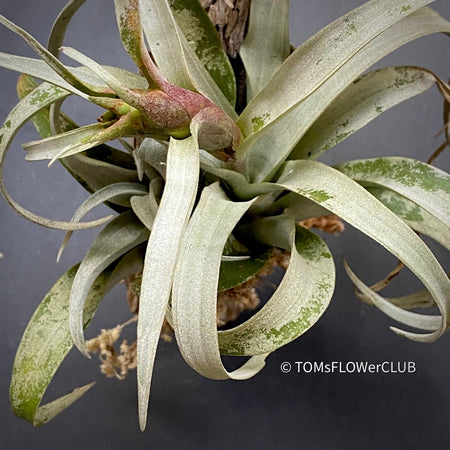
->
200, 0, 251, 58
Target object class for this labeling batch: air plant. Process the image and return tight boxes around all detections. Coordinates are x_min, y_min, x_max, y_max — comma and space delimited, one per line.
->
1, 0, 449, 432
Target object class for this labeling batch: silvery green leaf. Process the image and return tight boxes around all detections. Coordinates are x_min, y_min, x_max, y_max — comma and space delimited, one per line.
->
167, 0, 236, 106
0, 82, 112, 230
292, 66, 438, 160
238, 7, 450, 182
272, 160, 450, 342
23, 122, 112, 161
61, 152, 140, 193
240, 0, 290, 102
58, 182, 148, 261
0, 15, 111, 97
139, 0, 236, 118
130, 194, 155, 230
48, 0, 87, 56
114, 0, 165, 88
60, 46, 148, 113
344, 261, 441, 331
366, 186, 450, 250
139, 0, 194, 90
135, 138, 168, 178
172, 183, 267, 378
358, 287, 435, 310
69, 211, 149, 356
137, 134, 199, 431
335, 157, 450, 226
16, 74, 52, 137
10, 264, 110, 426
237, 0, 433, 137
219, 216, 335, 355
0, 52, 149, 93
223, 159, 449, 342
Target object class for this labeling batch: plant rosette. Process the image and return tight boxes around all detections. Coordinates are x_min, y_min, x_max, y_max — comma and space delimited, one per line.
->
0, 0, 449, 432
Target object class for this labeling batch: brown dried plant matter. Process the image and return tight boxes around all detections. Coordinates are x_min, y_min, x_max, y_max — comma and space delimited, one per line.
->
86, 316, 138, 380
298, 214, 345, 234
200, 0, 250, 57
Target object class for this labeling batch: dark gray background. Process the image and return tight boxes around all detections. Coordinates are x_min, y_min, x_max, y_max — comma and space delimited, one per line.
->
1, 0, 449, 448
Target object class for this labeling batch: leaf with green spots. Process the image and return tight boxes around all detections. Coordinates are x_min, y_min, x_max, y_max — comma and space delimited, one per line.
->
113, 0, 165, 89
218, 215, 335, 356
172, 182, 267, 379
10, 264, 110, 426
335, 157, 450, 226
139, 0, 236, 118
217, 159, 450, 342
366, 186, 450, 250
238, 0, 433, 137
168, 0, 236, 106
236, 7, 450, 182
291, 66, 437, 160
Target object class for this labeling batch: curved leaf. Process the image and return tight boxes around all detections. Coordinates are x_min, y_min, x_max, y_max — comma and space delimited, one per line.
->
139, 0, 236, 118
137, 134, 199, 431
225, 159, 450, 342
335, 157, 450, 225
69, 211, 149, 356
48, 0, 87, 56
113, 0, 163, 88
0, 82, 113, 230
238, 7, 450, 182
344, 261, 441, 331
237, 0, 433, 136
218, 215, 335, 356
366, 186, 450, 250
240, 0, 290, 102
292, 66, 438, 160
272, 160, 450, 342
168, 0, 236, 106
172, 182, 267, 380
0, 15, 112, 97
58, 182, 148, 261
10, 264, 109, 426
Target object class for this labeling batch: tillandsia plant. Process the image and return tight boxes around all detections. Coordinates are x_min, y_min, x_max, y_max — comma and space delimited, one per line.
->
0, 0, 449, 432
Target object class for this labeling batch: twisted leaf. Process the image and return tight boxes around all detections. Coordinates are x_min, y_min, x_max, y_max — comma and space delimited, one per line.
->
10, 265, 108, 426
335, 157, 450, 225
292, 66, 439, 160
137, 134, 199, 431
0, 82, 112, 230
69, 211, 149, 355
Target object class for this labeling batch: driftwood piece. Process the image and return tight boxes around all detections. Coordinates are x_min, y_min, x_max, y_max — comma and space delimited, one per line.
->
200, 0, 251, 58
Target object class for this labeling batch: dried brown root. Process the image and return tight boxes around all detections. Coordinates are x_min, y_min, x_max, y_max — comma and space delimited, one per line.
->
86, 316, 138, 380
298, 214, 345, 234
354, 260, 405, 305
427, 140, 448, 165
